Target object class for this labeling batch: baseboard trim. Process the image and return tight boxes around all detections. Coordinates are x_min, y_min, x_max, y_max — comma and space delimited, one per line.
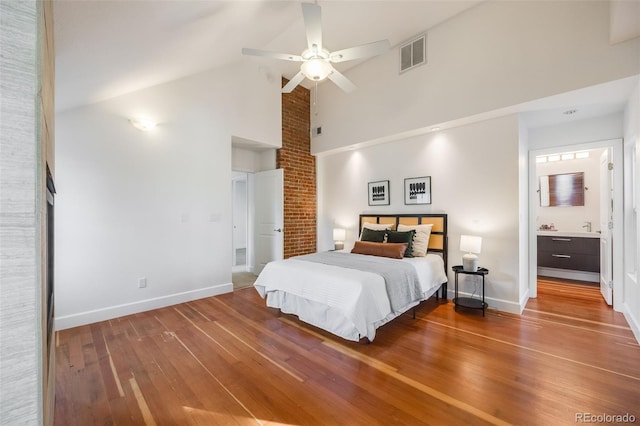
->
537, 267, 599, 283
518, 287, 530, 314
55, 282, 233, 330
446, 290, 523, 314
623, 302, 640, 345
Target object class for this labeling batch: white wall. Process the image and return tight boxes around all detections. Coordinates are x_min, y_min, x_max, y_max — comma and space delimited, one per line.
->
318, 115, 523, 312
232, 146, 276, 173
528, 114, 624, 151
623, 81, 640, 341
55, 61, 281, 329
312, 0, 639, 154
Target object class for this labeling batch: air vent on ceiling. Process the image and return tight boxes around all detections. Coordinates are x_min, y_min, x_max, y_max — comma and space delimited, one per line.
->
399, 34, 426, 73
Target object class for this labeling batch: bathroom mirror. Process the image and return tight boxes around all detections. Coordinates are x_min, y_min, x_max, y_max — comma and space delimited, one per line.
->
539, 172, 585, 207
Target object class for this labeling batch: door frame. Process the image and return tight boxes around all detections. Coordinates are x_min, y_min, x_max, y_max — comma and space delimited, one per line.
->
528, 138, 624, 311
599, 148, 613, 305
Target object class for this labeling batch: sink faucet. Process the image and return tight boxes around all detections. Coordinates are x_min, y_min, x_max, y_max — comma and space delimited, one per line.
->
582, 221, 592, 232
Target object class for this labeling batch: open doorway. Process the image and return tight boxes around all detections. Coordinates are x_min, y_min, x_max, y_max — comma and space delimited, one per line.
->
231, 138, 281, 290
232, 171, 257, 290
530, 139, 624, 309
231, 168, 283, 290
534, 147, 608, 312
535, 147, 605, 284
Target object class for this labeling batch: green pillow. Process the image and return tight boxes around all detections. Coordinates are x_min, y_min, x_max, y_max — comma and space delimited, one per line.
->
387, 230, 416, 257
360, 228, 387, 243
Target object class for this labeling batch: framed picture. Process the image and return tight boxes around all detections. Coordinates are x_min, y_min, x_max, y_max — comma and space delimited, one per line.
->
368, 180, 390, 206
404, 176, 431, 205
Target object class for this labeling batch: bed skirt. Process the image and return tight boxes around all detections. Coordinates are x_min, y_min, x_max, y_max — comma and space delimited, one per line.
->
258, 284, 442, 342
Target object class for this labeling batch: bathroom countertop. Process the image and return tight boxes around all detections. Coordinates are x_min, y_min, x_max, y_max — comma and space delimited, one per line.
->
537, 230, 600, 238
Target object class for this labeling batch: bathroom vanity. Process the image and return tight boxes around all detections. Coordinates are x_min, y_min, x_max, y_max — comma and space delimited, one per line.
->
537, 231, 600, 280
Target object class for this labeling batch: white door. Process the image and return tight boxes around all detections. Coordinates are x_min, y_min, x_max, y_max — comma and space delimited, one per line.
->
599, 149, 613, 305
254, 169, 284, 274
232, 174, 248, 270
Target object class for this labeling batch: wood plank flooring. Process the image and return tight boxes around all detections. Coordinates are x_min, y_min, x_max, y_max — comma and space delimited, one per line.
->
54, 278, 640, 425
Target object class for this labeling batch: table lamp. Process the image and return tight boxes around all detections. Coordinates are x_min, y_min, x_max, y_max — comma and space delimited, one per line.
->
460, 235, 482, 272
333, 228, 346, 250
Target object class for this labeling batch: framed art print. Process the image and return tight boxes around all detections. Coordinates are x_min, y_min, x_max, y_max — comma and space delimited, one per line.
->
404, 176, 431, 205
368, 180, 390, 206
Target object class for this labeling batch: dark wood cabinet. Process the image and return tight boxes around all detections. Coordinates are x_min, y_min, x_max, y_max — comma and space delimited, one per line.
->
537, 235, 600, 273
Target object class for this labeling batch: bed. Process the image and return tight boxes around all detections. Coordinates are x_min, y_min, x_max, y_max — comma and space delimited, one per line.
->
254, 213, 449, 342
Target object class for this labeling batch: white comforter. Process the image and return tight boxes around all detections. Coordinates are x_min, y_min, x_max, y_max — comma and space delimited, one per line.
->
254, 253, 447, 341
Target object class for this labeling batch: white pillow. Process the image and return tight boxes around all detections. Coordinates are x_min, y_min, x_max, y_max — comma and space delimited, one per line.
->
362, 222, 394, 231
397, 223, 433, 257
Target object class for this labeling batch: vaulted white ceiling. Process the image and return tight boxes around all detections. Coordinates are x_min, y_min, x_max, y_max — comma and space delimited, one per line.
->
54, 0, 638, 131
54, 0, 481, 112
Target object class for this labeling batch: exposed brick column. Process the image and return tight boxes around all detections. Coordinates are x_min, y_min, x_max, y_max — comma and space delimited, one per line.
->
278, 78, 316, 258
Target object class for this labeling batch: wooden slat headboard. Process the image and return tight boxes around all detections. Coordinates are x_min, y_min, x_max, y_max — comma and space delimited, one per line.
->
358, 213, 448, 269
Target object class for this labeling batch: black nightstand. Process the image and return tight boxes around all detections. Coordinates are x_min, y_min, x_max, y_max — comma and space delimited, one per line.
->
452, 265, 488, 316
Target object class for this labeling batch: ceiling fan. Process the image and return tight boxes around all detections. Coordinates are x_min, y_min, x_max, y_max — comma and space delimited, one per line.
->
242, 2, 390, 94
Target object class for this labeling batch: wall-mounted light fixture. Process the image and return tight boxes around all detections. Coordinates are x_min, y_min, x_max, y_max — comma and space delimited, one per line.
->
536, 151, 590, 163
129, 118, 157, 131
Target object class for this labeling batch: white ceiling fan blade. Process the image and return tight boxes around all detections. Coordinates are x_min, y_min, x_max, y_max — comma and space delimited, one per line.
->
327, 69, 356, 93
282, 71, 306, 93
242, 48, 302, 62
330, 40, 390, 63
301, 3, 322, 52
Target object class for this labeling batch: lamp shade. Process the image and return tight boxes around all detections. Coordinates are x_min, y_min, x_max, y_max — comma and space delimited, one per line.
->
333, 228, 346, 241
460, 235, 482, 254
333, 228, 346, 251
460, 235, 482, 272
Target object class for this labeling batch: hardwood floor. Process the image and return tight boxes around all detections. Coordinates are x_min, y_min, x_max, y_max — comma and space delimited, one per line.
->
54, 279, 640, 425
232, 272, 257, 291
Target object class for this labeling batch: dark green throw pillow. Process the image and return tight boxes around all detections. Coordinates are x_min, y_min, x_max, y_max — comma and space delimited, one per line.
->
387, 230, 416, 257
360, 228, 387, 243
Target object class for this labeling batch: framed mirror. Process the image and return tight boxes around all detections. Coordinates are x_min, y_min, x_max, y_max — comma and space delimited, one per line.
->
540, 172, 585, 207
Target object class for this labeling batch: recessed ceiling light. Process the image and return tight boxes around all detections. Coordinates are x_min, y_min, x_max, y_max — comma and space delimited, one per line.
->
563, 109, 578, 115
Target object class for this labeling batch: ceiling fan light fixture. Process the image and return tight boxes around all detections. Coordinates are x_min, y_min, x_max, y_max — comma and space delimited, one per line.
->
242, 3, 389, 93
301, 58, 332, 81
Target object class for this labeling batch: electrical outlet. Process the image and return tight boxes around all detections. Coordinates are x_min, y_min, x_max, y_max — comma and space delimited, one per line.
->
138, 277, 147, 288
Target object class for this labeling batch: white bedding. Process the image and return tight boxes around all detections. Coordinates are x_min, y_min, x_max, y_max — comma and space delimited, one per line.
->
254, 253, 447, 342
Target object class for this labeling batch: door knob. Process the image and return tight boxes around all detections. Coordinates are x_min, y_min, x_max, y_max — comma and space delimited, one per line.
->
274, 228, 282, 232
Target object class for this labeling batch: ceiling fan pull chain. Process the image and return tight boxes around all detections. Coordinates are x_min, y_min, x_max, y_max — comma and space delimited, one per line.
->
314, 81, 318, 107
